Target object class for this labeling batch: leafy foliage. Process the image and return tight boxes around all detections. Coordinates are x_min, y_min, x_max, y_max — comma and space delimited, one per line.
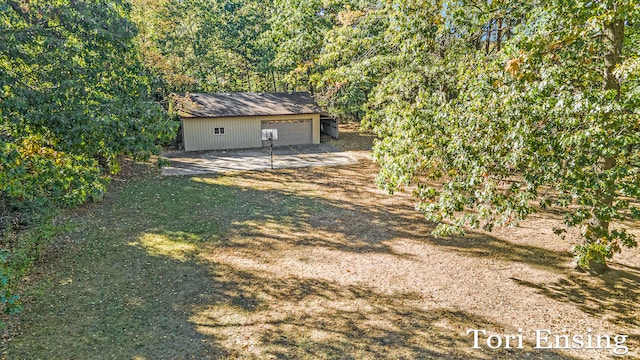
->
1, 0, 177, 314
354, 0, 640, 270
0, 249, 22, 318
1, 0, 176, 211
130, 0, 348, 94
314, 3, 394, 120
131, 0, 280, 93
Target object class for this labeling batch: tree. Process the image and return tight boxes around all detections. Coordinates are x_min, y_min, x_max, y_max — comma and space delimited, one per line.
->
314, 2, 394, 120
0, 0, 176, 210
131, 0, 279, 93
265, 0, 342, 92
363, 0, 639, 272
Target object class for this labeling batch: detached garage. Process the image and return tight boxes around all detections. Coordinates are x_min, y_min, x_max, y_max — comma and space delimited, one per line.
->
174, 92, 322, 152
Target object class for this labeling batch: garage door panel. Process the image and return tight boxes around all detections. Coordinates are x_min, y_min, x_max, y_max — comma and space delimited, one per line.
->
261, 119, 312, 146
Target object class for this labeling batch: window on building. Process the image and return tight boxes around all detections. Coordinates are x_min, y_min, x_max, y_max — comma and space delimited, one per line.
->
214, 127, 225, 135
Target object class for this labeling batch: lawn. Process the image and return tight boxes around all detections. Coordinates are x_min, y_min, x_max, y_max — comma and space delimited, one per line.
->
6, 128, 640, 359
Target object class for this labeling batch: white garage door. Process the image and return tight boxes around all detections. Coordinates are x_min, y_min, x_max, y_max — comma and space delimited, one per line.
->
261, 119, 312, 147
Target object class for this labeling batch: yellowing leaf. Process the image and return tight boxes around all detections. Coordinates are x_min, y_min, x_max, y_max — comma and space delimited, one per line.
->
505, 58, 522, 78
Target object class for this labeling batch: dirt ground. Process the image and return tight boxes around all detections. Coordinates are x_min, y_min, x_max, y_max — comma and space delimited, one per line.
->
192, 159, 640, 359
325, 122, 376, 152
7, 124, 640, 359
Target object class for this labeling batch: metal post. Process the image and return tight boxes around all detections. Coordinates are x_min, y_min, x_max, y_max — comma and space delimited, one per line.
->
270, 137, 273, 169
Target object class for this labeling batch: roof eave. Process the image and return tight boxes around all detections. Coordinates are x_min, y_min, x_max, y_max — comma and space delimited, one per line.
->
179, 111, 322, 119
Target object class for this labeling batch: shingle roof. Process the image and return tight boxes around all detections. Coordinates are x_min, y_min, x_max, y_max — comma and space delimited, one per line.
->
174, 92, 322, 118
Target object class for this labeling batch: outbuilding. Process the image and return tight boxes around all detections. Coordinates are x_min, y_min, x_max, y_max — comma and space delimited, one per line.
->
174, 92, 328, 152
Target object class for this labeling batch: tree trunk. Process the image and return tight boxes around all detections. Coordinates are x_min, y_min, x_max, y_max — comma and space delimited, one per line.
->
307, 66, 313, 95
581, 17, 624, 274
485, 20, 492, 54
273, 71, 278, 92
271, 70, 276, 92
213, 67, 220, 91
496, 18, 503, 52
603, 18, 624, 97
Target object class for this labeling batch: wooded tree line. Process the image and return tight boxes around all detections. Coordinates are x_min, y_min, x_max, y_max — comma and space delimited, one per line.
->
1, 0, 175, 219
1, 0, 638, 271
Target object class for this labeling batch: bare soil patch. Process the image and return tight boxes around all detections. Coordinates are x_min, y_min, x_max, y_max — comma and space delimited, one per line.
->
7, 125, 639, 359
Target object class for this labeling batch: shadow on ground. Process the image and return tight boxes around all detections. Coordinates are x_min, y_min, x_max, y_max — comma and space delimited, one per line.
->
205, 168, 575, 272
511, 267, 640, 353
9, 162, 638, 359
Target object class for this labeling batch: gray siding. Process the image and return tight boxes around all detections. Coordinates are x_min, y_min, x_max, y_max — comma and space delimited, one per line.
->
261, 119, 312, 147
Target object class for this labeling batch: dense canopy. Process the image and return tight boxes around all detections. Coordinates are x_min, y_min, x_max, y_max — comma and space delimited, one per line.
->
1, 0, 175, 211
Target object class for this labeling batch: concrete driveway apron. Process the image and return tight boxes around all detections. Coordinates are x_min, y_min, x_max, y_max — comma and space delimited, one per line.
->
161, 144, 358, 176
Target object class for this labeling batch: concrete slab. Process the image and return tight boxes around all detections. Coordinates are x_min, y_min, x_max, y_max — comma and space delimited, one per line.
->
161, 144, 358, 176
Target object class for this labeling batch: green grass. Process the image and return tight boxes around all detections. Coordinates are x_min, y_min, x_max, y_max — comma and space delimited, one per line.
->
10, 176, 229, 358
8, 163, 639, 360
7, 171, 318, 359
